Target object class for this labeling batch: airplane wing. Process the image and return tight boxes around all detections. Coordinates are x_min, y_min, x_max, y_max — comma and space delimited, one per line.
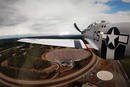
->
84, 38, 99, 50
0, 34, 82, 40
18, 38, 99, 50
18, 39, 87, 49
0, 34, 99, 50
0, 34, 82, 45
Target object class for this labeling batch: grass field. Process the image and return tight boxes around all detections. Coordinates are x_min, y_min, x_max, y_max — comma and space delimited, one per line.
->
0, 43, 52, 80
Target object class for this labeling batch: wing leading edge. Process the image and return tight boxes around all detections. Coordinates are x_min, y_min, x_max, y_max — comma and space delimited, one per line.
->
18, 39, 86, 49
18, 38, 99, 50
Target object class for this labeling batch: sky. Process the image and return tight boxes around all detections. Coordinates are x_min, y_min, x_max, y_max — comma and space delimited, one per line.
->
0, 0, 130, 36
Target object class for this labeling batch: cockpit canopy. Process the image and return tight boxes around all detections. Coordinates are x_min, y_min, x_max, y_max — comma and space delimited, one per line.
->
82, 20, 109, 34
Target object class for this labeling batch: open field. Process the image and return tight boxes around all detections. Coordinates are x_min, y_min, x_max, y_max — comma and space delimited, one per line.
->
0, 41, 129, 87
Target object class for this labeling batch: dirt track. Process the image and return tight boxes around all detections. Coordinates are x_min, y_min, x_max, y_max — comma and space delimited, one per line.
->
0, 50, 98, 87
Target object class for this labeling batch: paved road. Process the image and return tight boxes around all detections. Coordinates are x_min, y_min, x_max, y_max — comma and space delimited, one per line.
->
112, 61, 129, 87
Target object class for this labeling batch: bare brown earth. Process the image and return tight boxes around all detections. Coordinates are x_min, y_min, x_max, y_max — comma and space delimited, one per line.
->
44, 48, 90, 62
0, 44, 97, 87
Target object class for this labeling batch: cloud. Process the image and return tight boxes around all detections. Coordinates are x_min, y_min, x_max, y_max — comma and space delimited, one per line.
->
0, 0, 27, 27
0, 0, 111, 35
15, 0, 111, 31
96, 0, 111, 3
0, 0, 129, 36
122, 0, 130, 3
90, 11, 130, 23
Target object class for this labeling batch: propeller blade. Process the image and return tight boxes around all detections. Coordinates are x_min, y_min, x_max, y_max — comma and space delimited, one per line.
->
74, 23, 82, 33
